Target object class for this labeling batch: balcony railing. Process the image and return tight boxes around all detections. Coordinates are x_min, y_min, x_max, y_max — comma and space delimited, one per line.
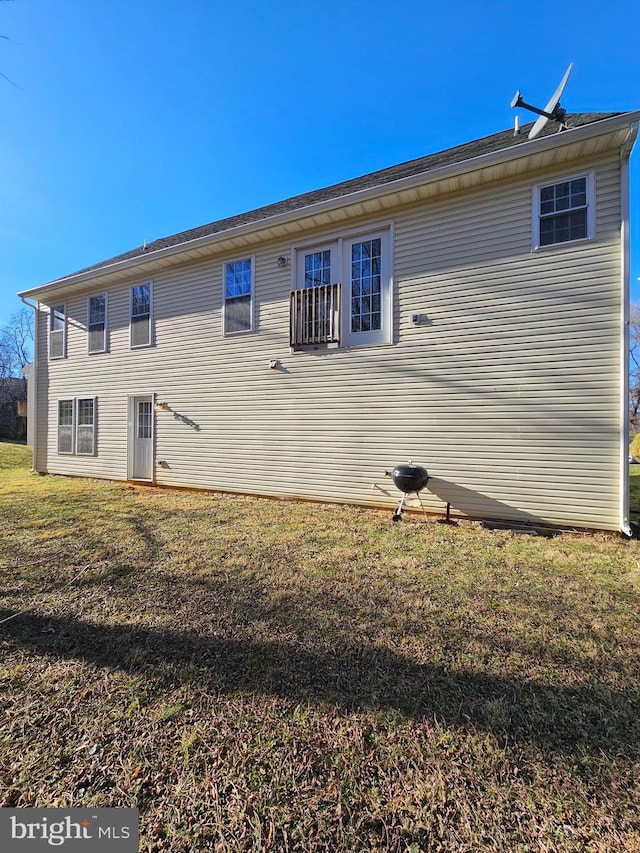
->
290, 282, 341, 348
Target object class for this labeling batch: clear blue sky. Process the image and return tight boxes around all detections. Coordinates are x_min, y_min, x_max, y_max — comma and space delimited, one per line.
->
1, 0, 639, 329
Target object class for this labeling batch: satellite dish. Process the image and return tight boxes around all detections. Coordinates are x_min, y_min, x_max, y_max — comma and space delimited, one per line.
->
510, 63, 573, 140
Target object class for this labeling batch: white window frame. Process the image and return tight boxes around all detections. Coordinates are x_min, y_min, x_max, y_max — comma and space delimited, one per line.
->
532, 171, 595, 250
76, 397, 97, 456
57, 399, 74, 454
49, 303, 67, 359
129, 281, 153, 348
87, 293, 108, 354
57, 397, 97, 456
291, 222, 393, 349
222, 256, 254, 335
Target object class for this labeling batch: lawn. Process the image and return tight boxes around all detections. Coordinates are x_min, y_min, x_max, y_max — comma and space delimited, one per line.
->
1, 442, 639, 852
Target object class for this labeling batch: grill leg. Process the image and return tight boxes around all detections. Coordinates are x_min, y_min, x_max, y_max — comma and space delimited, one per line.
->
392, 493, 406, 521
416, 491, 428, 521
393, 491, 427, 522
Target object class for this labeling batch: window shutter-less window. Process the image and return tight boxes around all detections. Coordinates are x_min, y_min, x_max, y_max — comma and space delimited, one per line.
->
76, 398, 96, 455
88, 294, 107, 353
50, 305, 66, 359
57, 400, 74, 453
131, 283, 152, 347
224, 259, 253, 333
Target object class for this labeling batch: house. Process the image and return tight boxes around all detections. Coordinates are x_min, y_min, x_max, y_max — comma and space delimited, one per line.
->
18, 110, 639, 532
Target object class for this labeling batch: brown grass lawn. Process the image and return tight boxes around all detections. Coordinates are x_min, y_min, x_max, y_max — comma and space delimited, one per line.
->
1, 442, 640, 851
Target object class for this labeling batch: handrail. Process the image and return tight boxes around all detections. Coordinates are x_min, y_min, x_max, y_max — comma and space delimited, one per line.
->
290, 282, 341, 348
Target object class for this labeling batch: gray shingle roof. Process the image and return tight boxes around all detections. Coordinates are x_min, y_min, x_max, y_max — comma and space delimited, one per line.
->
65, 113, 622, 279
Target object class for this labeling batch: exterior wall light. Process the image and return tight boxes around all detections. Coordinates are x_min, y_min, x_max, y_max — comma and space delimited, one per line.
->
276, 256, 289, 268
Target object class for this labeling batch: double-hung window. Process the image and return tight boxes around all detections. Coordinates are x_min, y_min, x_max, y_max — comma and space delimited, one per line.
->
130, 282, 152, 347
76, 398, 96, 455
88, 293, 107, 353
49, 304, 66, 359
291, 226, 392, 349
57, 397, 97, 456
223, 257, 253, 334
57, 400, 74, 453
533, 173, 594, 248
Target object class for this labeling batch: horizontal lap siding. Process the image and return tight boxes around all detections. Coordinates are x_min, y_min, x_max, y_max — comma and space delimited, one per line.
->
38, 152, 623, 529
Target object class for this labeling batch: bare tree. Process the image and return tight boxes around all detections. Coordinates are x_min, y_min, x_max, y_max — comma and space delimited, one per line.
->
0, 307, 32, 440
0, 307, 33, 378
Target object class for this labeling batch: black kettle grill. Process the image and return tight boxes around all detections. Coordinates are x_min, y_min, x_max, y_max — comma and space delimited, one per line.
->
386, 462, 429, 521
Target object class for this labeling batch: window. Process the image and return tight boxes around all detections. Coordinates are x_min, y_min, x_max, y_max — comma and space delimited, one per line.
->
137, 400, 152, 439
88, 293, 107, 353
533, 173, 593, 248
130, 282, 152, 347
291, 226, 392, 349
49, 304, 66, 359
223, 257, 253, 334
57, 400, 74, 453
57, 398, 97, 456
350, 237, 383, 336
291, 244, 339, 346
76, 398, 96, 455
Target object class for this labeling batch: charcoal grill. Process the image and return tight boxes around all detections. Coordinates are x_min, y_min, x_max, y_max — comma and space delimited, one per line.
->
386, 462, 429, 521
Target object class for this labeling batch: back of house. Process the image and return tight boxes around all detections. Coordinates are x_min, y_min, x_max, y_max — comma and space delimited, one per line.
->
19, 110, 640, 532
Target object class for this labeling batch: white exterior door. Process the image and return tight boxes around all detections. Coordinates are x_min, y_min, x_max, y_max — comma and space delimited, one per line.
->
129, 395, 154, 481
342, 230, 392, 347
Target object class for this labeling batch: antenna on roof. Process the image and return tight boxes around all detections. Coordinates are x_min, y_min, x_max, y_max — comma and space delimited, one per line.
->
510, 63, 573, 140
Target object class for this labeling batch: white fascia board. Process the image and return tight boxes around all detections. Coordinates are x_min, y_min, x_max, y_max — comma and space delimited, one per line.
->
20, 111, 640, 302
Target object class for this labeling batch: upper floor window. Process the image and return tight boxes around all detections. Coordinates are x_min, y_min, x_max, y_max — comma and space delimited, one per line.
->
533, 173, 594, 249
130, 282, 152, 348
291, 226, 392, 349
223, 257, 253, 334
88, 293, 107, 354
49, 304, 66, 359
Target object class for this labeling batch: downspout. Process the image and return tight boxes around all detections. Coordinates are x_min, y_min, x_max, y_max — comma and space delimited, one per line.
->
619, 121, 639, 537
19, 295, 39, 474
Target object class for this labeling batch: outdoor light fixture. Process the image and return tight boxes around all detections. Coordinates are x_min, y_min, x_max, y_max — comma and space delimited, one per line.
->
276, 256, 289, 268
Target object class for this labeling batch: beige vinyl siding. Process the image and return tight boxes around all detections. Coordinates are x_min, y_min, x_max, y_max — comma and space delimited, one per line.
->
36, 150, 623, 530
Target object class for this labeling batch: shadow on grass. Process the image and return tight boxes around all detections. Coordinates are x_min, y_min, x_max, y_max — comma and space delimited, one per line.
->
1, 608, 638, 760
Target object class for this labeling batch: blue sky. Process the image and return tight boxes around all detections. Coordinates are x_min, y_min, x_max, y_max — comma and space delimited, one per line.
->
1, 0, 639, 330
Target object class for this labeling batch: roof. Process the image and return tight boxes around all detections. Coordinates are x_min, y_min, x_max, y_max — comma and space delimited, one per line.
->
22, 111, 635, 294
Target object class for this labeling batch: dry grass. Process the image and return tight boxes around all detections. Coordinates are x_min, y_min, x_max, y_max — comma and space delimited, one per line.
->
1, 442, 639, 851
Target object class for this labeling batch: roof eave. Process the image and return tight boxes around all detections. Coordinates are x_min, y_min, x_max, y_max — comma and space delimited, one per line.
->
20, 110, 640, 301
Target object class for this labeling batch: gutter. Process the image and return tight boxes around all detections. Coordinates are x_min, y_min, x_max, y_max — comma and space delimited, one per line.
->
619, 120, 639, 537
20, 111, 640, 301
19, 295, 39, 474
